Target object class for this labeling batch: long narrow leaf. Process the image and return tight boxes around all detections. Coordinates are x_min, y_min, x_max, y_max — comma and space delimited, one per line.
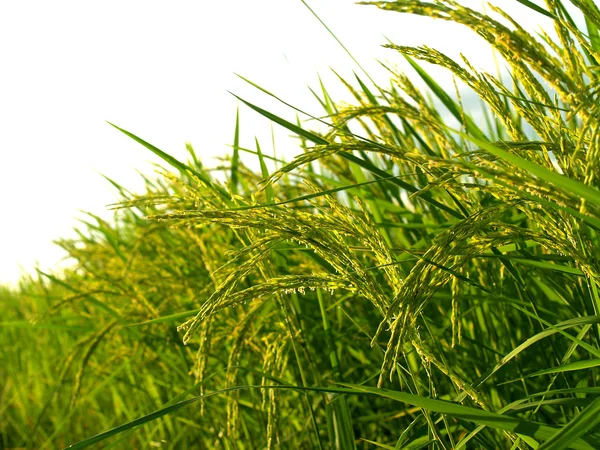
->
337, 383, 598, 449
539, 397, 600, 450
515, 0, 559, 20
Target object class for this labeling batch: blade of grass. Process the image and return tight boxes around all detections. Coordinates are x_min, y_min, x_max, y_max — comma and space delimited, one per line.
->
64, 383, 600, 450
107, 122, 231, 201
231, 107, 241, 194
460, 132, 600, 207
125, 309, 201, 327
336, 383, 598, 449
500, 358, 600, 384
515, 0, 559, 20
538, 396, 600, 450
403, 55, 488, 141
255, 137, 274, 203
233, 94, 464, 218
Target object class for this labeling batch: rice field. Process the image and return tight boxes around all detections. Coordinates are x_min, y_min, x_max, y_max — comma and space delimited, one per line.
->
2, 1, 600, 448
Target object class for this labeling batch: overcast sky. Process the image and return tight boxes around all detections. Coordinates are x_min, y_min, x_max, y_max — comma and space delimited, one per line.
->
0, 1, 551, 286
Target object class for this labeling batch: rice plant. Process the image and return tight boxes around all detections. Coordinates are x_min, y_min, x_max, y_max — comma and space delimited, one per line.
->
2, 1, 600, 449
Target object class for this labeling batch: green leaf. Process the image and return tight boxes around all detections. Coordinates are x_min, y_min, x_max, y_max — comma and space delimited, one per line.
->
125, 309, 200, 327
585, 15, 600, 54
337, 383, 598, 449
404, 55, 488, 141
231, 107, 241, 194
515, 0, 559, 20
255, 137, 274, 203
539, 397, 600, 450
461, 133, 600, 207
503, 359, 600, 384
459, 316, 600, 396
234, 95, 464, 218
231, 94, 328, 145
37, 270, 123, 321
107, 122, 231, 201
63, 383, 600, 449
64, 393, 204, 449
497, 257, 583, 276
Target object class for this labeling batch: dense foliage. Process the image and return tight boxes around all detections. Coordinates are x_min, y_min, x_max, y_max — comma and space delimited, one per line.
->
3, 1, 600, 448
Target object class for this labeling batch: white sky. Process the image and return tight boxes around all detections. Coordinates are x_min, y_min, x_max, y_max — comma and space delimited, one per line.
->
0, 1, 551, 286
